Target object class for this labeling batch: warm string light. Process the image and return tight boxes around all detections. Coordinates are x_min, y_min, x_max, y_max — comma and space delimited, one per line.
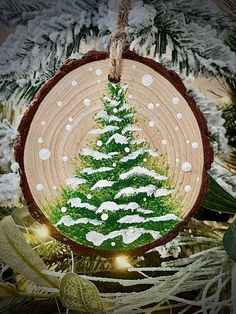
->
115, 256, 132, 269
34, 225, 49, 238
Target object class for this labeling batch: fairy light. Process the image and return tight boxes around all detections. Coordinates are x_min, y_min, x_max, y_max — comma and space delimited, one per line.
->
115, 256, 132, 269
34, 225, 49, 238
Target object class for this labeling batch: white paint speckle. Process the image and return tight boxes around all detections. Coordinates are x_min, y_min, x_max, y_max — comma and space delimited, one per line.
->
128, 94, 133, 99
143, 158, 147, 162
66, 124, 72, 131
184, 185, 192, 192
197, 177, 200, 182
186, 140, 190, 144
149, 121, 155, 128
162, 139, 167, 145
111, 242, 116, 246
62, 155, 68, 162
68, 117, 73, 122
175, 126, 179, 131
36, 184, 44, 191
87, 194, 92, 199
142, 74, 153, 87
148, 103, 155, 110
57, 101, 63, 107
192, 142, 199, 149
112, 163, 116, 167
101, 213, 108, 221
176, 158, 180, 163
39, 148, 51, 160
89, 66, 93, 72
96, 69, 102, 76
61, 207, 67, 213
132, 64, 136, 69
41, 121, 45, 126
156, 103, 160, 108
143, 197, 147, 201
53, 186, 57, 190
71, 80, 77, 87
113, 108, 118, 113
172, 97, 180, 105
83, 98, 91, 107
37, 137, 44, 144
181, 162, 192, 172
97, 140, 103, 147
177, 113, 183, 119
125, 147, 130, 153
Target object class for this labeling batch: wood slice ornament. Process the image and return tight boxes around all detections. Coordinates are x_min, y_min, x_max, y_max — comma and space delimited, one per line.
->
15, 50, 213, 256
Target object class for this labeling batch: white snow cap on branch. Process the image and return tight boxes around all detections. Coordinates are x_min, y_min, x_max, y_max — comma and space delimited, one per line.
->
119, 166, 167, 181
188, 89, 228, 158
0, 172, 21, 207
96, 201, 153, 214
55, 215, 102, 227
80, 148, 118, 160
210, 162, 236, 198
0, 119, 18, 170
115, 185, 173, 199
91, 179, 115, 191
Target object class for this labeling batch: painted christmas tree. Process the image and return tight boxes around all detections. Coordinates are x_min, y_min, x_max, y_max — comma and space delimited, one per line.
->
50, 83, 181, 250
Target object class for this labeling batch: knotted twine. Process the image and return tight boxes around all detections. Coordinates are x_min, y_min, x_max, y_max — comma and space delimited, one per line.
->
108, 0, 132, 83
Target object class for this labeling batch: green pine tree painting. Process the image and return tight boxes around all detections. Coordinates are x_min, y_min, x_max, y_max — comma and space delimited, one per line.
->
49, 83, 181, 250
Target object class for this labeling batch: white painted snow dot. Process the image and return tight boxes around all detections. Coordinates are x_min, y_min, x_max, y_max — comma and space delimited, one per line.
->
142, 74, 153, 86
143, 158, 147, 162
97, 140, 103, 147
66, 124, 72, 131
111, 242, 116, 246
186, 140, 190, 144
57, 101, 63, 107
61, 207, 67, 213
181, 162, 192, 172
128, 94, 133, 99
112, 163, 116, 167
36, 184, 44, 191
101, 213, 108, 221
132, 64, 136, 69
88, 66, 93, 72
62, 155, 68, 162
176, 158, 180, 163
39, 148, 51, 160
68, 117, 73, 122
143, 197, 147, 201
41, 121, 45, 126
192, 142, 199, 149
149, 121, 155, 128
177, 113, 183, 119
148, 103, 155, 110
113, 108, 118, 113
96, 69, 102, 76
71, 80, 77, 86
83, 98, 91, 107
87, 194, 92, 199
162, 139, 167, 145
125, 147, 130, 153
53, 186, 57, 190
184, 185, 192, 193
172, 97, 180, 105
175, 126, 179, 131
197, 177, 200, 182
37, 137, 44, 144
156, 103, 160, 108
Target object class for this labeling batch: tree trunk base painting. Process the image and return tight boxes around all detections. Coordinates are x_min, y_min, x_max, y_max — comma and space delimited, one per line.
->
15, 51, 213, 256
